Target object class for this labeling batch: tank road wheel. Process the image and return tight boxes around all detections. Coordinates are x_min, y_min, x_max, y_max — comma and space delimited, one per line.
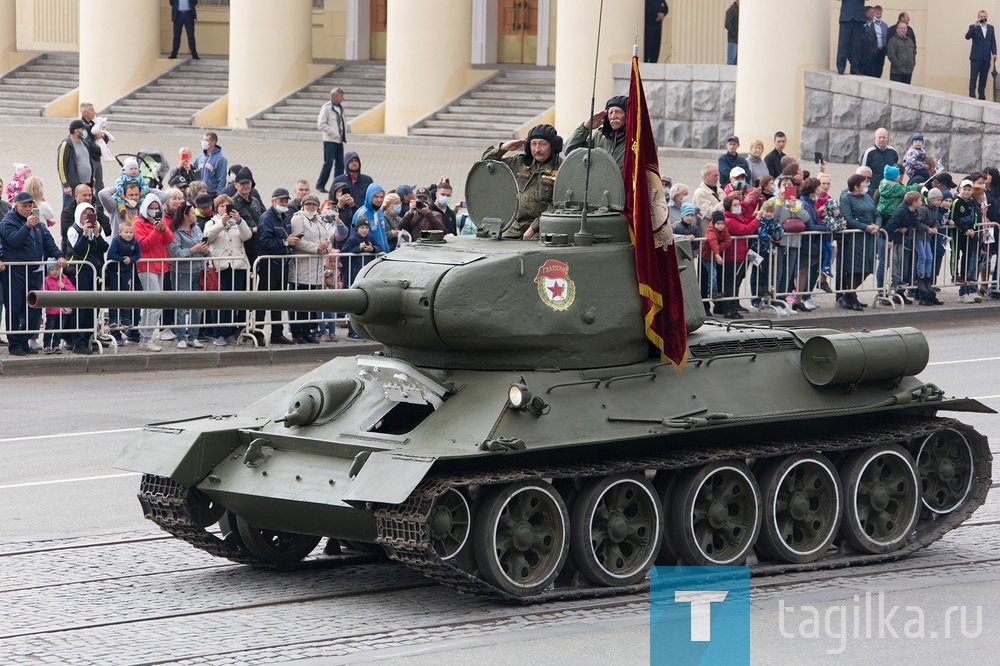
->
429, 488, 472, 560
473, 480, 570, 597
757, 454, 842, 564
839, 444, 921, 554
570, 473, 663, 586
916, 429, 975, 514
671, 461, 761, 566
234, 515, 322, 564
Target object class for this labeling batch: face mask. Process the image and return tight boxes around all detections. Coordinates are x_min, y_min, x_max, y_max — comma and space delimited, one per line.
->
82, 130, 89, 139
275, 205, 288, 214
392, 204, 402, 215
201, 140, 210, 151
863, 181, 871, 190
438, 196, 451, 206
732, 206, 742, 215
303, 209, 318, 219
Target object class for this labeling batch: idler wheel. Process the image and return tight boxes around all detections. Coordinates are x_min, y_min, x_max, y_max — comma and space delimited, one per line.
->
757, 454, 842, 563
235, 515, 322, 564
473, 480, 569, 597
916, 428, 975, 514
429, 488, 472, 561
670, 461, 761, 565
569, 473, 663, 586
839, 443, 920, 554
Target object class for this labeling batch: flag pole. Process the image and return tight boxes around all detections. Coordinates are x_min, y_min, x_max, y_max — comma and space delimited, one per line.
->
576, 0, 606, 247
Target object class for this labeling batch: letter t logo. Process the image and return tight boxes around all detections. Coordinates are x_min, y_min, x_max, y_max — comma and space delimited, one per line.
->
675, 590, 729, 641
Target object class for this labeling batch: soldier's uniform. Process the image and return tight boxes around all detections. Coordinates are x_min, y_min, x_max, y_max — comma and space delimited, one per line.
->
481, 145, 561, 239
563, 95, 628, 168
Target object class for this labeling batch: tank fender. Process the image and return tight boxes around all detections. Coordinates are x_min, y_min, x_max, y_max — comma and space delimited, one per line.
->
342, 452, 437, 505
114, 415, 270, 487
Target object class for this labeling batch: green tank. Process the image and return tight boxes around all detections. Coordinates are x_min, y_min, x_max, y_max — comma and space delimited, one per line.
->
29, 148, 994, 602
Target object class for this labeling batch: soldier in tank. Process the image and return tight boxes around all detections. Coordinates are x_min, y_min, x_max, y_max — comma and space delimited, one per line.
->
564, 95, 628, 168
482, 123, 563, 240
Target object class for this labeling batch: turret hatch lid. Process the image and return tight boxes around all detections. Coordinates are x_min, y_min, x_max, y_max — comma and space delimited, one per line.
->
554, 148, 624, 211
465, 159, 519, 237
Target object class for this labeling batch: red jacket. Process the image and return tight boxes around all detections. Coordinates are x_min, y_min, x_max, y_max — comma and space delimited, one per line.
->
700, 225, 732, 261
133, 216, 175, 274
723, 210, 760, 263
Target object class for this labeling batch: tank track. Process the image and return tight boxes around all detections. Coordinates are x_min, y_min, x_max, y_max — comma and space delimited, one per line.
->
137, 474, 371, 569
373, 416, 991, 604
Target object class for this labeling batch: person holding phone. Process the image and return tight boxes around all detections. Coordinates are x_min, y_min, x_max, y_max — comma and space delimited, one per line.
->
0, 190, 67, 355
966, 10, 997, 100
288, 195, 330, 344
204, 194, 251, 346
168, 147, 198, 186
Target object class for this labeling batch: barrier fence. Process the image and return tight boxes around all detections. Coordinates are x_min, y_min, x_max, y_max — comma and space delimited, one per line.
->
696, 223, 1000, 317
0, 251, 383, 354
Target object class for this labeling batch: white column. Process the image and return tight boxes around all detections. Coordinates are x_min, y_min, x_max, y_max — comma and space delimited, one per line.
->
734, 0, 829, 155
0, 0, 15, 71
384, 0, 473, 135
553, 0, 644, 138
79, 0, 161, 111
346, 0, 371, 61
228, 0, 312, 127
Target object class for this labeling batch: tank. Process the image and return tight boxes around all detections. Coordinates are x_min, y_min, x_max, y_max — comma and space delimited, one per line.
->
29, 148, 994, 602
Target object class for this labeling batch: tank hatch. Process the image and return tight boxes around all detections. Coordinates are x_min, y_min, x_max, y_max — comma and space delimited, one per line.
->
466, 159, 519, 238
554, 148, 625, 211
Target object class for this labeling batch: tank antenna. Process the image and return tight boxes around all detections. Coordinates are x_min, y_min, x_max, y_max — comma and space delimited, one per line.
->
576, 0, 606, 247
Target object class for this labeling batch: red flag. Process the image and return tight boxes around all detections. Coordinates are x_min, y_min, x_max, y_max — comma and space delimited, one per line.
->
622, 55, 688, 368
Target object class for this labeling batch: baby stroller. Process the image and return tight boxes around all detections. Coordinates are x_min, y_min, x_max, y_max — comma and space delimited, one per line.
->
115, 148, 170, 189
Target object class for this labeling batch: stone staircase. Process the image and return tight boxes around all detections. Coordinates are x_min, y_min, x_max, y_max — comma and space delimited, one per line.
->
249, 62, 386, 132
0, 53, 79, 117
408, 69, 555, 140
103, 58, 229, 126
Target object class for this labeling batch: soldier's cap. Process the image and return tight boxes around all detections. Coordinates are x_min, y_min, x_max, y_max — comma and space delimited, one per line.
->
13, 191, 34, 204
526, 124, 563, 155
415, 186, 431, 199
605, 95, 628, 112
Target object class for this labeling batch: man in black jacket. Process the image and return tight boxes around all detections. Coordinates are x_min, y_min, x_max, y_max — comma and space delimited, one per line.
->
644, 1, 668, 63
255, 188, 298, 345
168, 0, 199, 59
725, 0, 739, 65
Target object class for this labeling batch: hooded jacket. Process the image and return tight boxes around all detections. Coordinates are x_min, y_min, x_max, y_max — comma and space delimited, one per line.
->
133, 193, 174, 274
195, 143, 227, 194
351, 183, 389, 251
65, 202, 110, 274
328, 151, 373, 205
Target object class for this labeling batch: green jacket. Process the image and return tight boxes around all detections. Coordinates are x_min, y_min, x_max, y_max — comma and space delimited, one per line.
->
564, 124, 627, 168
886, 34, 916, 76
482, 145, 561, 238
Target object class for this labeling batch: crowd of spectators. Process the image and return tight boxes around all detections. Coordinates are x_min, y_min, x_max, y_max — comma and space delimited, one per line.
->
672, 127, 1000, 319
0, 106, 476, 356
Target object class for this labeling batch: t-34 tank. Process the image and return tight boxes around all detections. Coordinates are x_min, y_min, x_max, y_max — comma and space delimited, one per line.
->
29, 148, 994, 602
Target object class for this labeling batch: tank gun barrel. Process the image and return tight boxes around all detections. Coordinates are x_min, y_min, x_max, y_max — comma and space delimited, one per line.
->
28, 286, 370, 315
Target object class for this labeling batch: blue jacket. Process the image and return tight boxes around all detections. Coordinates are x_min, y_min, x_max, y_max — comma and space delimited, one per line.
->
257, 206, 294, 257
340, 230, 383, 286
195, 144, 228, 194
0, 207, 64, 264
352, 183, 389, 251
718, 152, 749, 187
966, 23, 997, 61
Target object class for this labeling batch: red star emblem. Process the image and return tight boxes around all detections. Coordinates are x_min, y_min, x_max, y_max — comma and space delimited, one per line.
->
548, 281, 565, 298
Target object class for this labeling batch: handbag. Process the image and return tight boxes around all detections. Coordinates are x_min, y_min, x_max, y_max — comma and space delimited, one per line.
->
782, 217, 806, 233
199, 265, 219, 291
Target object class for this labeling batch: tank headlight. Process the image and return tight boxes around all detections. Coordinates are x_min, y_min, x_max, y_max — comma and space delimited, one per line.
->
508, 382, 531, 408
508, 382, 549, 416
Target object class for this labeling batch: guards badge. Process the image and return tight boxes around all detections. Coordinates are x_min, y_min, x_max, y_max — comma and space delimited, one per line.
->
534, 259, 576, 311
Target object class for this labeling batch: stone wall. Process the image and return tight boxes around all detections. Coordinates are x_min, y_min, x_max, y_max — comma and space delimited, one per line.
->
611, 62, 735, 150
800, 70, 1000, 174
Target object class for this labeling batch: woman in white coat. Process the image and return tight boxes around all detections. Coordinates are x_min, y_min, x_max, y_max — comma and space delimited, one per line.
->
203, 194, 251, 345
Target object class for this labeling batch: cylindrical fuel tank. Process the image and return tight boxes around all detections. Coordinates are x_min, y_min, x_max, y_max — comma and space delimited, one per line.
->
800, 327, 929, 386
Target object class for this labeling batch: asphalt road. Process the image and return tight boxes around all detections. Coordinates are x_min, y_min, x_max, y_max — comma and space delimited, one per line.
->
0, 320, 997, 664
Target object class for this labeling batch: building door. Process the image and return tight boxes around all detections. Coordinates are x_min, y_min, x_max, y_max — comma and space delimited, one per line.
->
370, 0, 387, 60
498, 0, 537, 64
